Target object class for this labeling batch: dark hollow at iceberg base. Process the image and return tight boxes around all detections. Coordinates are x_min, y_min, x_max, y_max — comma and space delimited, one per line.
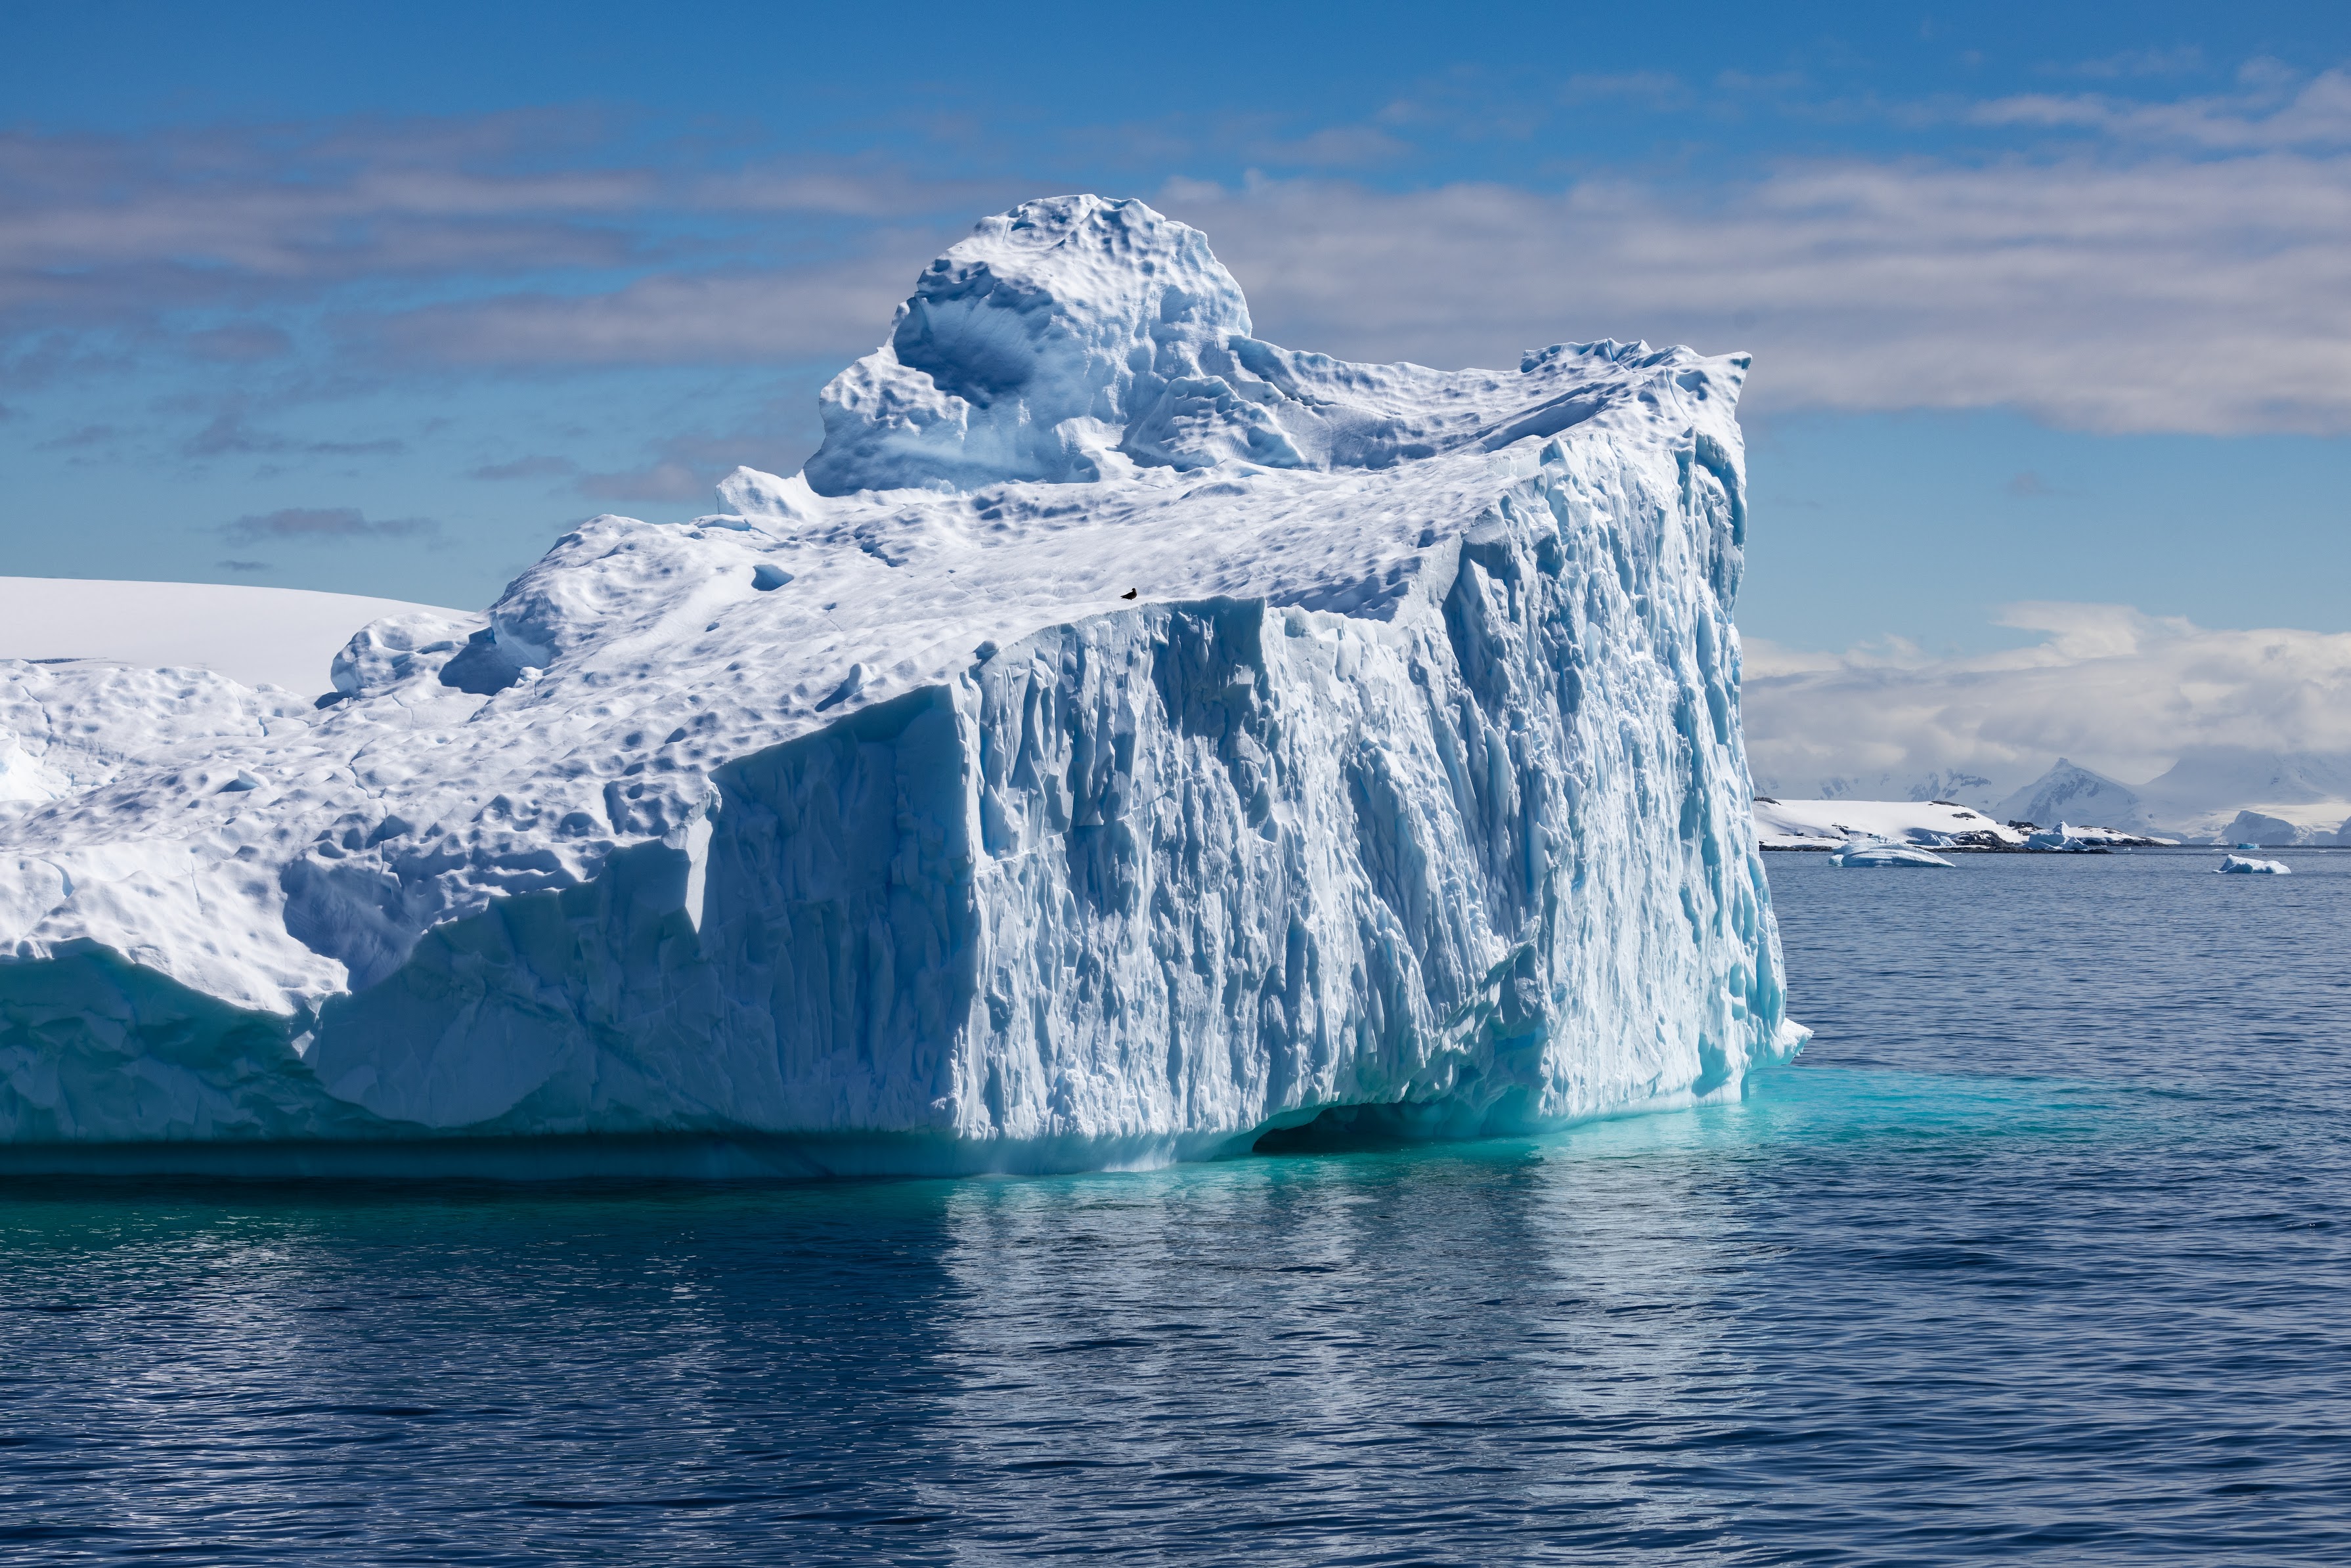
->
0, 1127, 1270, 1183
0, 1098, 1677, 1181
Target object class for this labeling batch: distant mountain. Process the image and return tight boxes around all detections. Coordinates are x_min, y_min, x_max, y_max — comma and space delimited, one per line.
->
1992, 759, 2149, 833
2138, 748, 2351, 844
1991, 749, 2351, 844
1761, 770, 2000, 811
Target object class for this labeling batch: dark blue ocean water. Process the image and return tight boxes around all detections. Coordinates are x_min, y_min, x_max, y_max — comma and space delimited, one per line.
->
4, 846, 2348, 1565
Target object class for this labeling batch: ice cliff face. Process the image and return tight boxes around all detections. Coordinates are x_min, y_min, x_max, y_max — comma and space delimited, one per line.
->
0, 195, 1802, 1173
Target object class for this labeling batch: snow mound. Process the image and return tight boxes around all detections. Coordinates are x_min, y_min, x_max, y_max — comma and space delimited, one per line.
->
1828, 839, 1957, 869
0, 577, 468, 697
0, 195, 1799, 1175
2216, 855, 2291, 875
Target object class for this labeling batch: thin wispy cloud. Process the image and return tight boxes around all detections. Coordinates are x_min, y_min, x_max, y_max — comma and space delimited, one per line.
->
184, 324, 294, 362
467, 454, 577, 481
573, 416, 812, 503
373, 265, 902, 367
1161, 144, 2351, 435
1973, 66, 2351, 150
2062, 46, 2208, 81
4, 56, 2349, 593
222, 506, 437, 542
186, 409, 405, 459
0, 114, 985, 348
576, 462, 711, 502
1743, 603, 2351, 793
35, 423, 114, 451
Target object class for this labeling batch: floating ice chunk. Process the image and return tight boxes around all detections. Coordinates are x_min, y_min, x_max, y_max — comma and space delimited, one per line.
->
2216, 855, 2291, 875
1829, 838, 1957, 868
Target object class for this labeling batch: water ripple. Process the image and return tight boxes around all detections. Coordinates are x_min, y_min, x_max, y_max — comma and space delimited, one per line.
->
1, 850, 2348, 1562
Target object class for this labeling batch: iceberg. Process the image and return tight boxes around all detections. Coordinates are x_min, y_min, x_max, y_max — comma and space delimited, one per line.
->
2216, 855, 2291, 875
2023, 822, 2105, 853
1827, 838, 1957, 869
0, 195, 1803, 1175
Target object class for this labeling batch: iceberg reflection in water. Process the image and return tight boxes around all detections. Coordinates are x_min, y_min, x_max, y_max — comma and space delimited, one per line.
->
3, 849, 2349, 1563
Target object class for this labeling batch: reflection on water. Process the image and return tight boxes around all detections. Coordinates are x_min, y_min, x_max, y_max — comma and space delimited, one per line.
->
3, 850, 2350, 1563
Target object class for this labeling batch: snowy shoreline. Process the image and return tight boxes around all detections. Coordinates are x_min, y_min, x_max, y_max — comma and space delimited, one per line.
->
1753, 796, 2175, 854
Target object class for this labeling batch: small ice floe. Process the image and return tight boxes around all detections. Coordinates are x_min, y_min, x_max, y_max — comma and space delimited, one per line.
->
1829, 837, 1958, 869
2217, 854, 2291, 875
2234, 842, 2262, 851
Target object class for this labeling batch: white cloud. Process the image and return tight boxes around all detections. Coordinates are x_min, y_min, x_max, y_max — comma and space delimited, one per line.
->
1156, 148, 2351, 435
9, 82, 2351, 435
374, 266, 902, 366
1740, 603, 2351, 795
1972, 66, 2351, 150
0, 118, 984, 340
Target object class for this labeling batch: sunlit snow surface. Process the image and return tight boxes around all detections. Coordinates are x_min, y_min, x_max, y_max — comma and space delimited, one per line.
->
0, 196, 1799, 1169
0, 577, 467, 696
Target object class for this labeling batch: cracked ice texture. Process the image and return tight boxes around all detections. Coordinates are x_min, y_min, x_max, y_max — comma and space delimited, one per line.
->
0, 195, 1801, 1171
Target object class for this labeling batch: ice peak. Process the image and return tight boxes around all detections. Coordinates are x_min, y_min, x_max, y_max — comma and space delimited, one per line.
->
804, 194, 1748, 498
804, 196, 1255, 494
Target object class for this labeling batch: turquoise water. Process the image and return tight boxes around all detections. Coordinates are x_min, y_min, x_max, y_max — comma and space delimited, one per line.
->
5, 847, 2348, 1563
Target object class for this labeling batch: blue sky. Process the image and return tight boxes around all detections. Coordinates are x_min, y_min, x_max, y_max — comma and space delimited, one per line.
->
3, 0, 2347, 662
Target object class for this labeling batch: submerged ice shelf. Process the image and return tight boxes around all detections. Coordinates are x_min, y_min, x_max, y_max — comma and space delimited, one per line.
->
0, 195, 1803, 1175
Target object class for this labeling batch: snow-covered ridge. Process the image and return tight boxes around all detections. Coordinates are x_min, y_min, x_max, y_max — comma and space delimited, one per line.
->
0, 577, 468, 697
1753, 798, 2025, 851
1756, 753, 2351, 848
1994, 754, 2351, 847
0, 194, 1799, 1174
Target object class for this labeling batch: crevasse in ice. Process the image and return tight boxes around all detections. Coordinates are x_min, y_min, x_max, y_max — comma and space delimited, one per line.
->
0, 195, 1803, 1173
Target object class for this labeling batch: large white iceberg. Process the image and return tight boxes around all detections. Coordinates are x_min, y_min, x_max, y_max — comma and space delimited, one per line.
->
0, 195, 1803, 1175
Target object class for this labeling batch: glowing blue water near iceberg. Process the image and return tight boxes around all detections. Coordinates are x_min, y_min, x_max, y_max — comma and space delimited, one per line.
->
0, 196, 1799, 1172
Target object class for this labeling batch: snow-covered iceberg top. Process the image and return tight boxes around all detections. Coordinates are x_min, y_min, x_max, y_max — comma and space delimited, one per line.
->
0, 195, 1796, 1174
804, 194, 1717, 495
